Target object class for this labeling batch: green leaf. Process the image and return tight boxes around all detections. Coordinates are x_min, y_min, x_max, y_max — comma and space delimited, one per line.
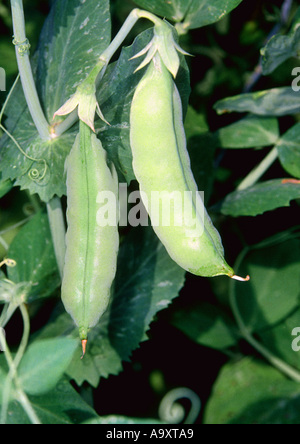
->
0, 355, 9, 401
30, 378, 99, 424
133, 0, 191, 23
133, 0, 244, 30
172, 302, 238, 350
232, 237, 300, 332
214, 87, 300, 116
0, 0, 111, 202
276, 123, 300, 179
203, 357, 300, 424
181, 0, 244, 30
218, 179, 300, 217
38, 227, 186, 387
258, 308, 300, 373
215, 115, 280, 148
2, 378, 99, 424
184, 107, 216, 199
261, 13, 300, 75
97, 29, 190, 184
184, 106, 209, 138
0, 176, 13, 199
37, 0, 111, 120
0, 124, 77, 201
18, 338, 78, 396
7, 211, 61, 302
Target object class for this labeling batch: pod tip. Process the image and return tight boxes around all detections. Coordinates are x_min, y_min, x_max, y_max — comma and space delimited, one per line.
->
231, 274, 250, 282
81, 339, 87, 359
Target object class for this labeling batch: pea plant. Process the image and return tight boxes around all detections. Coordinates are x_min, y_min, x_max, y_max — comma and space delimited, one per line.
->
0, 0, 300, 425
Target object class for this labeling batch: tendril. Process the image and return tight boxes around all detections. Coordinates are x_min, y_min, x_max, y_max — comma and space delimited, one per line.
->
12, 37, 31, 57
0, 74, 48, 185
0, 124, 48, 184
158, 387, 201, 425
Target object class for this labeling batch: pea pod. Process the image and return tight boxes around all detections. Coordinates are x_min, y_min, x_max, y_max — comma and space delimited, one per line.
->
130, 54, 240, 279
62, 122, 119, 352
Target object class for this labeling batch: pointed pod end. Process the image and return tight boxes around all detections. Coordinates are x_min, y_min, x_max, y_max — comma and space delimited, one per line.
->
81, 339, 87, 359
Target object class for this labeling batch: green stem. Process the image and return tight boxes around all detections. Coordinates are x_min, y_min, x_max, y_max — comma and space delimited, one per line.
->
54, 109, 78, 138
47, 197, 66, 279
229, 252, 300, 383
98, 8, 163, 66
237, 147, 278, 191
54, 8, 162, 137
135, 8, 163, 27
54, 9, 141, 137
99, 9, 142, 65
10, 0, 50, 140
0, 304, 41, 424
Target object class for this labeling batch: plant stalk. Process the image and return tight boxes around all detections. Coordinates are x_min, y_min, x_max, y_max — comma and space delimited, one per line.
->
47, 197, 66, 279
229, 251, 300, 384
54, 8, 162, 137
237, 147, 278, 191
10, 0, 50, 140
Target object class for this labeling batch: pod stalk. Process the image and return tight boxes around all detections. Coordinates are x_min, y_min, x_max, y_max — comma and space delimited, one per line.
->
231, 275, 250, 282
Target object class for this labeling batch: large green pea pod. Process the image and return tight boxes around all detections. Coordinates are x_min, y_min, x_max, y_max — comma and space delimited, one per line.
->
130, 54, 241, 279
62, 122, 119, 353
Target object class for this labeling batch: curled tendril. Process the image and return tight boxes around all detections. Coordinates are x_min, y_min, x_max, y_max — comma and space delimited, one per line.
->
27, 160, 48, 183
0, 75, 49, 186
0, 124, 48, 184
158, 387, 201, 425
12, 37, 31, 56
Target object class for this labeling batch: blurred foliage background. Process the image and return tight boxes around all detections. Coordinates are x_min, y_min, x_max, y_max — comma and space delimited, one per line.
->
1, 0, 299, 423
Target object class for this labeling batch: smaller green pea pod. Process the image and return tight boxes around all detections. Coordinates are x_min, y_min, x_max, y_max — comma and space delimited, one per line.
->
62, 122, 119, 349
130, 54, 241, 279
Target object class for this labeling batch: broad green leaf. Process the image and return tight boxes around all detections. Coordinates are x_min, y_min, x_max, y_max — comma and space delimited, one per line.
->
184, 106, 209, 138
0, 0, 111, 201
0, 176, 13, 199
261, 12, 300, 75
184, 107, 215, 199
37, 0, 111, 120
2, 378, 99, 424
218, 179, 300, 217
7, 211, 61, 302
0, 121, 77, 201
204, 357, 300, 424
232, 237, 300, 332
19, 338, 78, 396
0, 355, 8, 401
276, 123, 300, 179
215, 115, 279, 148
172, 302, 238, 350
97, 29, 190, 184
133, 0, 244, 30
214, 87, 300, 116
181, 0, 244, 30
258, 308, 300, 372
133, 0, 191, 23
37, 226, 186, 387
